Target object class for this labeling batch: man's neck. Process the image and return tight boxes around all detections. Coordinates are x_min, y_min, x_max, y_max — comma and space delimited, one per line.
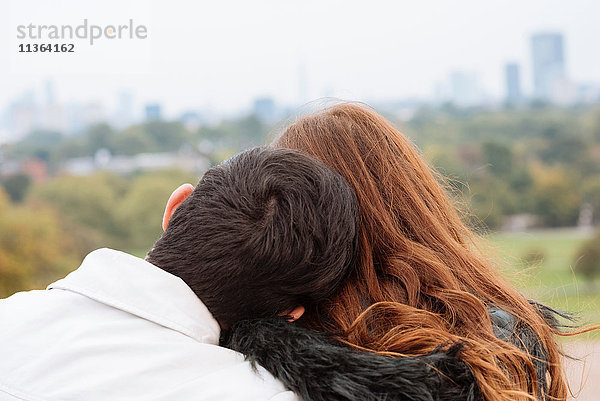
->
145, 252, 225, 330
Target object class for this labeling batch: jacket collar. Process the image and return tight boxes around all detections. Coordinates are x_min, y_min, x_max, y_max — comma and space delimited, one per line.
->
224, 318, 480, 401
48, 248, 221, 344
224, 306, 556, 401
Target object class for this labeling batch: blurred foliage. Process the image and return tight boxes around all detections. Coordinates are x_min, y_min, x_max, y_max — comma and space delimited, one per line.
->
29, 173, 127, 242
520, 247, 546, 267
199, 115, 266, 152
5, 130, 64, 163
574, 231, 600, 281
29, 170, 196, 250
114, 169, 197, 249
0, 169, 199, 297
409, 105, 600, 229
2, 116, 273, 173
1, 174, 32, 203
2, 105, 600, 297
0, 189, 81, 298
54, 121, 195, 160
529, 167, 581, 227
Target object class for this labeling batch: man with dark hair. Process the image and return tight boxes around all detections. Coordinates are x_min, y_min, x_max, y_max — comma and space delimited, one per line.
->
0, 147, 358, 401
147, 147, 358, 328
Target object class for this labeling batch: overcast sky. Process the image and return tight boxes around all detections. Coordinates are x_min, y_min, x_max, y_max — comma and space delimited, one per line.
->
1, 0, 599, 117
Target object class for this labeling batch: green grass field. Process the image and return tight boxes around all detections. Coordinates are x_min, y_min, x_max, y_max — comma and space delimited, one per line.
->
486, 229, 600, 337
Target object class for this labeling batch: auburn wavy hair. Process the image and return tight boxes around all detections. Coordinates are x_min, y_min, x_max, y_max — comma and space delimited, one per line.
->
272, 102, 588, 401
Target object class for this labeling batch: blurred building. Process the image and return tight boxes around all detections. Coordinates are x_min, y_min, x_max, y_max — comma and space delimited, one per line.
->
180, 111, 204, 131
145, 103, 162, 121
113, 90, 135, 129
41, 80, 68, 134
41, 103, 68, 133
81, 102, 107, 127
61, 148, 209, 176
504, 63, 522, 104
252, 97, 276, 122
577, 83, 600, 104
531, 32, 566, 101
20, 159, 48, 182
64, 101, 107, 135
44, 79, 57, 106
65, 103, 85, 135
449, 71, 484, 107
8, 103, 38, 141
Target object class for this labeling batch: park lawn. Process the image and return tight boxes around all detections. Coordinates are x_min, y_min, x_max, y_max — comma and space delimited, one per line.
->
486, 229, 600, 337
487, 229, 591, 287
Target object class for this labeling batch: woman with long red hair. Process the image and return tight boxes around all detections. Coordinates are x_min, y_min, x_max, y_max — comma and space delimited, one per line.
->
266, 102, 585, 401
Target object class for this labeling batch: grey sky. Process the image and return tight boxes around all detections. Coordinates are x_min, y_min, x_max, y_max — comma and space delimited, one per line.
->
2, 0, 599, 116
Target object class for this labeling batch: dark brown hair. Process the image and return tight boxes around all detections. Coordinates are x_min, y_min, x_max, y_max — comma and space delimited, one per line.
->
147, 146, 358, 327
273, 102, 590, 401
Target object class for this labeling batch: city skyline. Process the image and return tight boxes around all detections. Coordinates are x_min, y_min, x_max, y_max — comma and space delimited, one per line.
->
3, 27, 600, 143
531, 33, 567, 101
2, 0, 600, 117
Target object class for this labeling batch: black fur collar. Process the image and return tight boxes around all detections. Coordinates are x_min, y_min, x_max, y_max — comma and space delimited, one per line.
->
222, 302, 563, 401
223, 318, 480, 401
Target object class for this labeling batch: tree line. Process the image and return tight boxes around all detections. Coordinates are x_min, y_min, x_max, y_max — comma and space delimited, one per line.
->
400, 105, 600, 229
2, 104, 600, 296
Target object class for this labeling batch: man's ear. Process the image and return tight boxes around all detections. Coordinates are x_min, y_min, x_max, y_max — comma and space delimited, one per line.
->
280, 306, 305, 322
162, 183, 195, 231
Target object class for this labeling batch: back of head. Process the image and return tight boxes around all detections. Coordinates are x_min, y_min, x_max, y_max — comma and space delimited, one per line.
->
273, 102, 569, 401
147, 146, 358, 327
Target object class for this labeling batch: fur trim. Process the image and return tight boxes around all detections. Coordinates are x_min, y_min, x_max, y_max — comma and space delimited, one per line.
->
223, 318, 480, 401
223, 302, 564, 401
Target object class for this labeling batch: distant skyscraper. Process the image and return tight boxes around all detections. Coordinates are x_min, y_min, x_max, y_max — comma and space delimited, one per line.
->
252, 97, 276, 122
145, 103, 162, 121
66, 103, 84, 134
448, 71, 483, 107
8, 91, 39, 140
114, 90, 134, 128
505, 63, 522, 103
180, 111, 204, 131
44, 79, 57, 106
82, 102, 107, 127
531, 33, 566, 101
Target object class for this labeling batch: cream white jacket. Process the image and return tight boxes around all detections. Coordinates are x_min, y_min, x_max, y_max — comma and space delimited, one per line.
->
0, 248, 297, 401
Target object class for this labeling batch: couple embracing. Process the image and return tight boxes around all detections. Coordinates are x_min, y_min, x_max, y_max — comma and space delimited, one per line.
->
0, 103, 569, 401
